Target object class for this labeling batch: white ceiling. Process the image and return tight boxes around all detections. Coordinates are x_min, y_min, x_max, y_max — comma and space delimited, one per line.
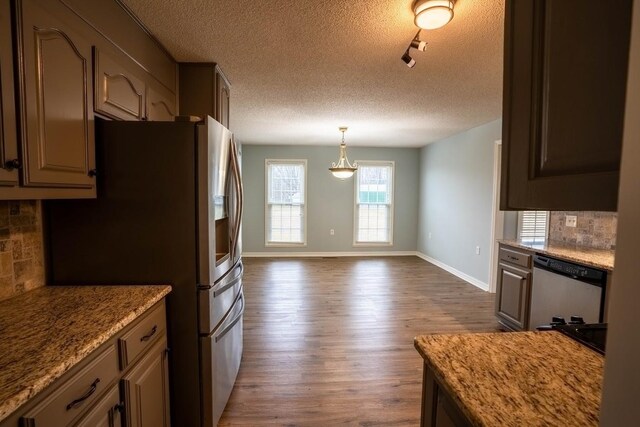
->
122, 0, 505, 147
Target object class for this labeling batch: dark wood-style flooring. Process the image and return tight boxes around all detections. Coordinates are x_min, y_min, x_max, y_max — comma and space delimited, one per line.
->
219, 256, 498, 426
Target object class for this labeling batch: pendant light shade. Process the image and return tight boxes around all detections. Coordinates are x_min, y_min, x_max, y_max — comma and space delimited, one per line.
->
413, 0, 455, 30
329, 127, 357, 179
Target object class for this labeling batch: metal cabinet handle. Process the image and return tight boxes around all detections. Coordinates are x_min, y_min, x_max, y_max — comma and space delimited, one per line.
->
108, 402, 125, 427
66, 378, 100, 410
88, 169, 98, 177
4, 159, 20, 170
140, 325, 158, 342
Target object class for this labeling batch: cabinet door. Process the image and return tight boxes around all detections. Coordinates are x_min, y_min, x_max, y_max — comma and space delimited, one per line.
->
94, 47, 145, 121
0, 0, 18, 186
121, 337, 170, 427
178, 62, 215, 120
74, 385, 122, 427
501, 0, 633, 211
496, 263, 530, 330
215, 67, 230, 129
146, 85, 175, 121
15, 0, 95, 188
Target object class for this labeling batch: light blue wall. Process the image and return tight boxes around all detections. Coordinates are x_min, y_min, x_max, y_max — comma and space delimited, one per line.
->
241, 145, 419, 253
417, 120, 503, 285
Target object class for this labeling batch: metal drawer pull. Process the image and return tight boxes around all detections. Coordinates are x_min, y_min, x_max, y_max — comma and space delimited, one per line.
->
109, 403, 125, 427
140, 325, 157, 342
66, 378, 100, 410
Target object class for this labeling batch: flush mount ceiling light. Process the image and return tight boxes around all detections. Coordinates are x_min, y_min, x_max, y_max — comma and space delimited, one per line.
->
329, 127, 358, 179
413, 0, 455, 30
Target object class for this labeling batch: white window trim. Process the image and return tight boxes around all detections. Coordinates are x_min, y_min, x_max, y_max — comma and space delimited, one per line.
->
264, 159, 308, 247
352, 160, 395, 247
517, 210, 549, 242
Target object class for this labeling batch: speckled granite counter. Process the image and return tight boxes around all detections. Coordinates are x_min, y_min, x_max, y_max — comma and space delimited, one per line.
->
499, 239, 615, 271
415, 331, 604, 427
0, 285, 171, 422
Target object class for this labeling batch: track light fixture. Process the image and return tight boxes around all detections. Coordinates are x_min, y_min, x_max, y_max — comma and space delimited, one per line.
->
401, 30, 426, 68
401, 51, 416, 68
411, 39, 427, 52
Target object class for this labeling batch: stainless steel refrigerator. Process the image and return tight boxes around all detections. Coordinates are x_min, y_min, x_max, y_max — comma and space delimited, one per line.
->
45, 116, 244, 426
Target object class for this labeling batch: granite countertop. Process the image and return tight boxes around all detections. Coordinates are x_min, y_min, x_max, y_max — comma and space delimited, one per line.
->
0, 285, 171, 422
499, 238, 615, 271
415, 331, 604, 427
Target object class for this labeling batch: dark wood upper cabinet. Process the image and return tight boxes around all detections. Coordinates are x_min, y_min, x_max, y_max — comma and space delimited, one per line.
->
216, 68, 231, 129
94, 47, 146, 121
14, 0, 96, 190
0, 0, 19, 186
179, 63, 231, 129
147, 83, 176, 121
501, 0, 633, 211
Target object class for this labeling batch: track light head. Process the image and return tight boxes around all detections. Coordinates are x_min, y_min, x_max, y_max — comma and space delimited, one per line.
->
410, 39, 427, 51
401, 51, 416, 68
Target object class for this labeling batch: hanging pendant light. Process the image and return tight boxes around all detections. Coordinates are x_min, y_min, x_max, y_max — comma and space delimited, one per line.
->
329, 127, 358, 179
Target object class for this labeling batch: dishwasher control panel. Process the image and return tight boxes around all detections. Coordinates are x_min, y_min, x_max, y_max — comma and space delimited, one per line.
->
534, 255, 606, 284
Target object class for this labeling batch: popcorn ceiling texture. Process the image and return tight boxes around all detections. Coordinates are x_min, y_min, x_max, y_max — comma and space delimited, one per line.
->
121, 0, 504, 146
549, 212, 617, 250
0, 201, 45, 301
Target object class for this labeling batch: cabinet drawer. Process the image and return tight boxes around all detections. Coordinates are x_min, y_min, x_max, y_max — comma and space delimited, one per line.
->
20, 344, 118, 426
499, 247, 531, 269
118, 302, 166, 369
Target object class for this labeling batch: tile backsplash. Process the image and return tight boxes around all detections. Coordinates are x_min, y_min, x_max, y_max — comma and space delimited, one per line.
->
549, 211, 617, 250
0, 201, 45, 301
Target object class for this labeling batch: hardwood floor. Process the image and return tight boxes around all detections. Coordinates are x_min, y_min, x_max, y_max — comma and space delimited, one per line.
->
219, 256, 498, 426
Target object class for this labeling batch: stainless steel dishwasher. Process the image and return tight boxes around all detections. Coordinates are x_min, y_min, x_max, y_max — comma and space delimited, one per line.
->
528, 255, 607, 330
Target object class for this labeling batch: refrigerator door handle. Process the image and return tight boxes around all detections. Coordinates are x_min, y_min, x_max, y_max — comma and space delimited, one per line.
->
230, 136, 243, 260
214, 292, 245, 343
213, 261, 244, 297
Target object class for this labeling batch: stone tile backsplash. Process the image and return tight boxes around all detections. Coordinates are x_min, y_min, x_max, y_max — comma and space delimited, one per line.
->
549, 211, 617, 250
0, 201, 45, 301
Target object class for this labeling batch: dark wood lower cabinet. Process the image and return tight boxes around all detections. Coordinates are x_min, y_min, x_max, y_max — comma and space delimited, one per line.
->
495, 244, 533, 331
0, 301, 170, 427
496, 263, 531, 330
421, 363, 471, 427
121, 338, 171, 427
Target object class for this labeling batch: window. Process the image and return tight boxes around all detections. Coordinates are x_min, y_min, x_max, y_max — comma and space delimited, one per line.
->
517, 211, 549, 242
354, 161, 394, 245
265, 160, 306, 245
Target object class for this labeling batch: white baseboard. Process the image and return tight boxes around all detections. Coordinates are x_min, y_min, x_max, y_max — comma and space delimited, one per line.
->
415, 252, 489, 292
243, 251, 416, 258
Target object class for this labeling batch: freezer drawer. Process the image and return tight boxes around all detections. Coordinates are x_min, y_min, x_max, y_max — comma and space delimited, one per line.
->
200, 291, 244, 426
198, 259, 243, 334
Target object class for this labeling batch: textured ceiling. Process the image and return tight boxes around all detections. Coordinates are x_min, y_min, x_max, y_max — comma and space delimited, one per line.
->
122, 0, 505, 147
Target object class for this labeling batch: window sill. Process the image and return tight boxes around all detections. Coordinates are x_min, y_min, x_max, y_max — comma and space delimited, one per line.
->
265, 242, 308, 248
352, 242, 393, 247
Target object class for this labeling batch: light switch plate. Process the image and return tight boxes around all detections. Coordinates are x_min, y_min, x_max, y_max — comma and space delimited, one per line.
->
565, 215, 578, 227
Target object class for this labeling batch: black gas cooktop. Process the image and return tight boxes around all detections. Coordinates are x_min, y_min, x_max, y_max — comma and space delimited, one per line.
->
553, 323, 607, 354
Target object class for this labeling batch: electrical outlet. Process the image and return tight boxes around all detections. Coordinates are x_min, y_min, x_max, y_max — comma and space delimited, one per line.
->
330, 229, 335, 236
565, 215, 578, 228
428, 232, 432, 239
475, 246, 480, 255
